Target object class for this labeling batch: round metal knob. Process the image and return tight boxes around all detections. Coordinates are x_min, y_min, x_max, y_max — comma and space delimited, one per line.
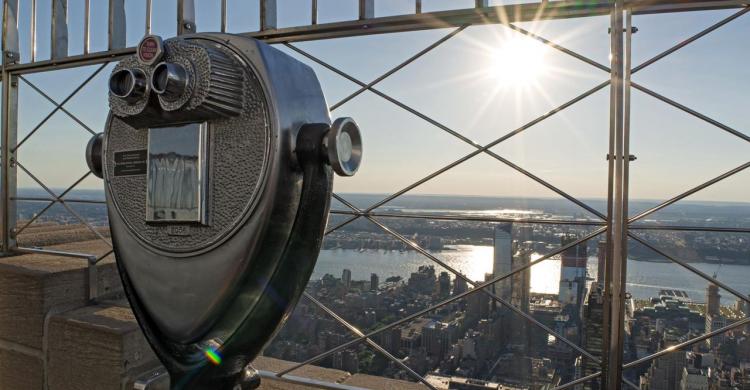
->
323, 117, 362, 177
86, 133, 104, 179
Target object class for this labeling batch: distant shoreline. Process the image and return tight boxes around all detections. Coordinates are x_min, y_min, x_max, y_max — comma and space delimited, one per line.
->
323, 247, 750, 267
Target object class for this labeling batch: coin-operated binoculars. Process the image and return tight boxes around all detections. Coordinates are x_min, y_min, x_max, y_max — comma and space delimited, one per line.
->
85, 34, 362, 389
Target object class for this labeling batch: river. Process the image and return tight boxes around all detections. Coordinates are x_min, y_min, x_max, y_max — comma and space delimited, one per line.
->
314, 245, 750, 303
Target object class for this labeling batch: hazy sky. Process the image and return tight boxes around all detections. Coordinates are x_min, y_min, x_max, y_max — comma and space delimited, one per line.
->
8, 1, 749, 208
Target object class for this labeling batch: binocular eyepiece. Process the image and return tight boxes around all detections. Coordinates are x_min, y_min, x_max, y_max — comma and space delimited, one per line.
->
108, 68, 148, 103
150, 62, 189, 101
109, 62, 189, 103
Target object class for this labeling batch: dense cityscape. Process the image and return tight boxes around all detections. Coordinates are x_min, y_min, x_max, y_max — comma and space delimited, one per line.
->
16, 191, 750, 389
266, 220, 750, 390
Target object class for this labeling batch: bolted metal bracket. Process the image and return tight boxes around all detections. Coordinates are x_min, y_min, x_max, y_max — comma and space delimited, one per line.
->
605, 154, 637, 161
608, 26, 638, 34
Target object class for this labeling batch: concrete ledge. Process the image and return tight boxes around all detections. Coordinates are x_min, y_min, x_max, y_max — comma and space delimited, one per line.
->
0, 240, 121, 350
252, 356, 351, 389
251, 356, 426, 389
0, 348, 43, 390
47, 304, 159, 390
343, 373, 426, 389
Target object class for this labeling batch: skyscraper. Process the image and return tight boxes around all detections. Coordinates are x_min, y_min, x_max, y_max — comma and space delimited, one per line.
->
493, 223, 513, 308
370, 273, 379, 291
512, 248, 531, 314
596, 240, 607, 284
559, 235, 588, 307
705, 283, 724, 348
454, 277, 468, 296
342, 269, 352, 290
706, 283, 720, 317
438, 272, 451, 298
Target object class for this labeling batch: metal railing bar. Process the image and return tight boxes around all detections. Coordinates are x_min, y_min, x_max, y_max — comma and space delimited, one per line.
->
15, 161, 112, 247
311, 0, 318, 24
326, 25, 468, 111
363, 79, 611, 213
503, 23, 611, 73
367, 214, 603, 363
177, 0, 196, 35
301, 293, 437, 390
416, 0, 422, 13
359, 0, 374, 20
324, 215, 356, 235
108, 0, 126, 50
329, 193, 603, 363
244, 1, 746, 44
628, 161, 750, 224
18, 75, 97, 136
13, 63, 108, 152
5, 47, 132, 76
84, 0, 90, 55
12, 196, 105, 204
632, 82, 750, 144
145, 0, 152, 35
633, 0, 748, 14
51, 0, 69, 59
321, 79, 611, 235
94, 249, 113, 264
329, 209, 607, 226
628, 224, 750, 233
30, 0, 36, 62
494, 153, 609, 220
624, 378, 640, 390
258, 370, 368, 390
221, 0, 227, 33
290, 35, 606, 222
13, 170, 92, 236
628, 232, 750, 304
323, 79, 609, 235
631, 6, 750, 74
623, 316, 750, 370
551, 372, 602, 390
260, 0, 277, 31
4, 0, 732, 73
13, 246, 97, 261
278, 228, 605, 376
290, 45, 606, 220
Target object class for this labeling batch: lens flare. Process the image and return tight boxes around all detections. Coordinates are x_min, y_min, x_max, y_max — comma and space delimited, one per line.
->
204, 348, 222, 365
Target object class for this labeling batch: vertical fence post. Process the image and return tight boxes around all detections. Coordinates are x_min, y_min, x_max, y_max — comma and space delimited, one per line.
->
177, 0, 196, 35
145, 0, 152, 35
51, 0, 68, 59
606, 0, 628, 388
359, 0, 374, 20
30, 0, 37, 62
260, 0, 277, 30
108, 0, 126, 50
311, 0, 318, 25
221, 0, 228, 32
84, 0, 90, 54
1, 0, 18, 255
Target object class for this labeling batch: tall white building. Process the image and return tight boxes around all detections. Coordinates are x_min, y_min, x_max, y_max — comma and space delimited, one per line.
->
559, 235, 588, 307
493, 223, 513, 304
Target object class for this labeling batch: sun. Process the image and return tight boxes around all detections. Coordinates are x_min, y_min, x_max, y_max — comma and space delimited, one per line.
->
490, 37, 548, 87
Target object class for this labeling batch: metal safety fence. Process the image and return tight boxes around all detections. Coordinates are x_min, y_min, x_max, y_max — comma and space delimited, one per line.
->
1, 1, 748, 389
